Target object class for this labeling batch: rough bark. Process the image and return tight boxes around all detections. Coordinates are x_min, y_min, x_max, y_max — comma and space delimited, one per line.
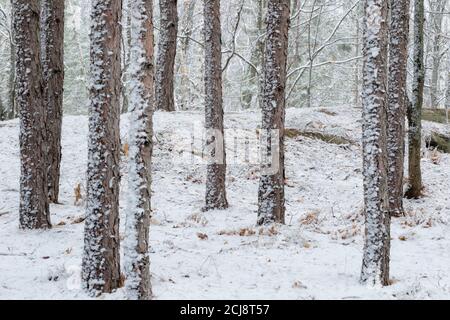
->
446, 53, 450, 123
41, 0, 65, 204
124, 0, 154, 300
121, 0, 133, 114
203, 0, 228, 211
82, 0, 122, 296
155, 0, 178, 112
406, 0, 424, 199
257, 0, 290, 225
360, 0, 390, 286
387, 0, 409, 217
13, 0, 51, 229
8, 28, 16, 119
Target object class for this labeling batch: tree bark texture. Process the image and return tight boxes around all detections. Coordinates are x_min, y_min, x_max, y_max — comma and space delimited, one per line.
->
387, 0, 409, 217
203, 0, 229, 211
13, 0, 51, 229
82, 0, 122, 296
257, 0, 290, 225
41, 0, 65, 204
124, 0, 155, 300
360, 0, 390, 286
155, 0, 178, 112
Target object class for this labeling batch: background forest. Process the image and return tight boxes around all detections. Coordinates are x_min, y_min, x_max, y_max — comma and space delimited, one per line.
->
1, 0, 448, 118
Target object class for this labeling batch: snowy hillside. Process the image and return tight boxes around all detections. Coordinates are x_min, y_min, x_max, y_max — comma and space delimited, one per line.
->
1, 107, 449, 299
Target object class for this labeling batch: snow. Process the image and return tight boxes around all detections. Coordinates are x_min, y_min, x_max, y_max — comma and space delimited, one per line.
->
123, 0, 154, 300
1, 107, 450, 299
360, 0, 390, 286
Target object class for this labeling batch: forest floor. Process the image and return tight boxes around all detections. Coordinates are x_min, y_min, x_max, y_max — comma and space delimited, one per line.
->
1, 106, 450, 299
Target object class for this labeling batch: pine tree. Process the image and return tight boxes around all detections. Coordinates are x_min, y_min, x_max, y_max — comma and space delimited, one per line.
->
429, 0, 445, 109
406, 0, 424, 199
176, 0, 196, 110
387, 0, 409, 217
124, 0, 154, 300
13, 0, 51, 229
257, 0, 290, 225
41, 0, 65, 204
241, 0, 266, 109
203, 0, 229, 211
360, 0, 390, 286
121, 0, 133, 114
155, 0, 178, 112
82, 0, 122, 296
446, 54, 450, 123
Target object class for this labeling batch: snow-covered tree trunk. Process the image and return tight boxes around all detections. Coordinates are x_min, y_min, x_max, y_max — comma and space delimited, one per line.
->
446, 53, 450, 124
257, 0, 290, 225
386, 0, 409, 217
429, 0, 445, 109
8, 29, 16, 119
13, 0, 51, 229
360, 0, 390, 286
176, 0, 196, 110
155, 0, 178, 112
406, 0, 424, 199
121, 0, 133, 114
41, 0, 64, 204
353, 2, 362, 108
124, 0, 155, 300
203, 0, 228, 211
241, 0, 266, 109
82, 0, 122, 296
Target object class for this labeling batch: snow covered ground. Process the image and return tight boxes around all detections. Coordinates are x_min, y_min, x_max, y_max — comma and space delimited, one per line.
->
1, 107, 449, 300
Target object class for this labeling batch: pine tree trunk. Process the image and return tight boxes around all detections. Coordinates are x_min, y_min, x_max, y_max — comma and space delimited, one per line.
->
121, 0, 133, 114
155, 0, 178, 112
406, 0, 424, 199
176, 0, 196, 111
0, 97, 5, 120
82, 0, 122, 296
429, 0, 445, 109
387, 0, 409, 217
257, 0, 290, 225
292, 0, 300, 58
360, 0, 390, 286
446, 54, 450, 123
203, 0, 228, 211
241, 0, 265, 109
124, 0, 154, 300
13, 0, 51, 229
41, 0, 65, 204
8, 31, 16, 119
353, 3, 362, 107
